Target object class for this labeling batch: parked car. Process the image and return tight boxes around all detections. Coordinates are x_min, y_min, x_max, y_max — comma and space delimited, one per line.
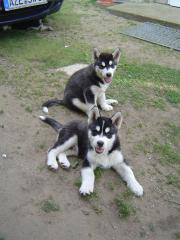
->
0, 0, 64, 26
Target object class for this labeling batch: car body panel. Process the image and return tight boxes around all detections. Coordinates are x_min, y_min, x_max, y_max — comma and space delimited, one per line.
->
0, 0, 64, 26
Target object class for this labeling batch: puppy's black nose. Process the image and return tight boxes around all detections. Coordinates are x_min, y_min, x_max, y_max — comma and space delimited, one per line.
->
97, 141, 104, 147
106, 73, 112, 77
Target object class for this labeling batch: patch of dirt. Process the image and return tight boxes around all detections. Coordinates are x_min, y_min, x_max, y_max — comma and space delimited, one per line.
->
57, 63, 88, 76
0, 84, 179, 240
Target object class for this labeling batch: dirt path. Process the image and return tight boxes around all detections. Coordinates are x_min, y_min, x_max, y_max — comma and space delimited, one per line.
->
0, 1, 180, 240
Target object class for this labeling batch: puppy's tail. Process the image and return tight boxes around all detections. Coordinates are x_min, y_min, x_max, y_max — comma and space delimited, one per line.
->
39, 116, 63, 133
42, 99, 64, 114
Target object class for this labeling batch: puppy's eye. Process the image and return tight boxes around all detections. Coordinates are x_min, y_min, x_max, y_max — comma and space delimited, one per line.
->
106, 132, 112, 138
99, 65, 105, 69
92, 130, 98, 135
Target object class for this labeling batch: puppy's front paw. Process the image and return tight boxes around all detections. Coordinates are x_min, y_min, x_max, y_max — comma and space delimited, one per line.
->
106, 99, 118, 106
102, 104, 113, 111
129, 182, 143, 197
79, 182, 94, 196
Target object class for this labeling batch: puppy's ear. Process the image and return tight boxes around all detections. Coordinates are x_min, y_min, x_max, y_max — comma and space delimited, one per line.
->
93, 48, 100, 61
88, 106, 100, 124
112, 48, 121, 64
111, 112, 123, 130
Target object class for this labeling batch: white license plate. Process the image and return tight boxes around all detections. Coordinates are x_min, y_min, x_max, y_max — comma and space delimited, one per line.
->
4, 0, 48, 11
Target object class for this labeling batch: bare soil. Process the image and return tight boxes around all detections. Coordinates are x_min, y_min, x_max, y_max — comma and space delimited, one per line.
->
0, 2, 180, 240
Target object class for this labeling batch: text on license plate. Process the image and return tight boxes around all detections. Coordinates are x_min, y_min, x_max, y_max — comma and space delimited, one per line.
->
4, 0, 48, 11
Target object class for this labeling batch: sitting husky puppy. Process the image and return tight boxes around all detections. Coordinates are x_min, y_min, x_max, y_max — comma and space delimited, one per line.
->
42, 48, 120, 115
39, 109, 143, 197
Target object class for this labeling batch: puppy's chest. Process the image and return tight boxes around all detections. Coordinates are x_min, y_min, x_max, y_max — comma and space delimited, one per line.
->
90, 84, 109, 97
87, 151, 112, 169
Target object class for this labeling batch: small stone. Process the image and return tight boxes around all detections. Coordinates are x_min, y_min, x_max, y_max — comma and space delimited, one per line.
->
82, 210, 90, 216
2, 153, 7, 158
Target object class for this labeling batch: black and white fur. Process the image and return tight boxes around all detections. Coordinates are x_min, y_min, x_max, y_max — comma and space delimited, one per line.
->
39, 109, 143, 197
42, 48, 120, 115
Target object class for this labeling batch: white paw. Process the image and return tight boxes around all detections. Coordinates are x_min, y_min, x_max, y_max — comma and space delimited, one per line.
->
106, 99, 118, 106
47, 161, 59, 171
79, 182, 94, 196
128, 182, 143, 197
102, 104, 113, 111
59, 158, 70, 169
58, 153, 71, 169
43, 106, 49, 114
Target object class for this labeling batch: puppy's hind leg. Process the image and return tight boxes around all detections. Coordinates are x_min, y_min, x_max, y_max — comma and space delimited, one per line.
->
58, 146, 78, 169
47, 146, 60, 171
57, 152, 71, 169
47, 136, 77, 171
72, 98, 89, 115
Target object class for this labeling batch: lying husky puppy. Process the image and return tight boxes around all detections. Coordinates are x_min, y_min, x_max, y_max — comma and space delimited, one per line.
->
42, 48, 120, 115
39, 109, 143, 197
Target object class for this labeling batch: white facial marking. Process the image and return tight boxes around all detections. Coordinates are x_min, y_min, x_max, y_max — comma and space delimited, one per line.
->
105, 127, 110, 133
102, 62, 105, 67
109, 60, 112, 66
96, 126, 100, 131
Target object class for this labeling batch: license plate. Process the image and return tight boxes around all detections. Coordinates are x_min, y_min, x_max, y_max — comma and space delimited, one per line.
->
4, 0, 48, 11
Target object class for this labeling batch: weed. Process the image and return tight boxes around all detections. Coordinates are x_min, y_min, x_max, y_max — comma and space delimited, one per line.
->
38, 143, 46, 150
107, 181, 115, 191
82, 191, 99, 201
94, 167, 104, 180
114, 192, 135, 218
25, 106, 32, 113
0, 110, 4, 114
74, 178, 81, 188
151, 98, 165, 110
0, 234, 5, 240
165, 90, 180, 104
175, 232, 180, 239
166, 174, 180, 189
71, 158, 79, 169
91, 204, 103, 215
139, 231, 146, 238
40, 198, 60, 213
148, 223, 155, 232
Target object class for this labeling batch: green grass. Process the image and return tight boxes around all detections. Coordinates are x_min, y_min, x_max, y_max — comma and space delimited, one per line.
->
94, 167, 104, 180
153, 143, 180, 165
165, 90, 180, 104
25, 106, 32, 113
109, 61, 180, 108
74, 178, 81, 188
114, 194, 135, 218
82, 191, 99, 201
166, 174, 180, 189
0, 0, 89, 105
163, 123, 180, 144
107, 181, 115, 191
0, 234, 5, 240
175, 232, 180, 239
40, 198, 60, 213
